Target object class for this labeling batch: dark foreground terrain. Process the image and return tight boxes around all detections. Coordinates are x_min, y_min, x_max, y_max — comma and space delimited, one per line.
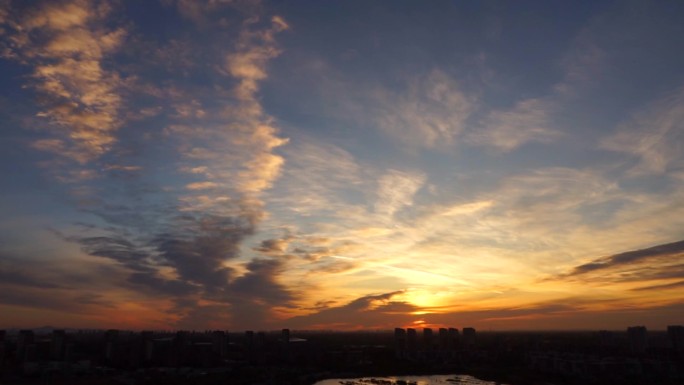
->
1, 326, 683, 384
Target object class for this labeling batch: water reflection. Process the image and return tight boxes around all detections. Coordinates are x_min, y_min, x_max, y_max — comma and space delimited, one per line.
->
314, 374, 507, 385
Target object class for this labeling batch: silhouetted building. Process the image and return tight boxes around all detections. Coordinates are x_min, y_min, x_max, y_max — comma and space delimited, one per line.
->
211, 330, 228, 358
407, 328, 418, 358
438, 328, 448, 351
598, 330, 613, 345
463, 327, 476, 349
423, 328, 434, 352
627, 326, 648, 354
141, 331, 154, 363
394, 328, 406, 358
0, 330, 5, 365
173, 331, 190, 366
104, 329, 119, 363
668, 325, 684, 353
448, 328, 459, 350
245, 330, 255, 361
17, 330, 35, 362
50, 329, 66, 360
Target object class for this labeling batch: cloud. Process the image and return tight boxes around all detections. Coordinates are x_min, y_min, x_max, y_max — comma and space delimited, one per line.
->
285, 290, 413, 329
2, 0, 126, 166
632, 280, 684, 292
228, 258, 294, 306
567, 239, 684, 276
39, 9, 298, 330
170, 0, 262, 26
601, 86, 684, 176
170, 17, 290, 214
554, 25, 608, 96
375, 169, 426, 218
468, 98, 561, 151
254, 236, 291, 254
153, 214, 254, 291
0, 263, 64, 289
226, 15, 289, 104
373, 70, 475, 149
74, 234, 159, 270
102, 164, 142, 172
186, 181, 219, 190
127, 272, 199, 296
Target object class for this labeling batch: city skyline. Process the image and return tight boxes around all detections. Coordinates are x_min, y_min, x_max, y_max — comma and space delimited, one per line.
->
1, 0, 684, 331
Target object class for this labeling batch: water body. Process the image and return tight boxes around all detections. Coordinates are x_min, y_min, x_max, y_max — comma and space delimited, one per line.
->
314, 374, 508, 385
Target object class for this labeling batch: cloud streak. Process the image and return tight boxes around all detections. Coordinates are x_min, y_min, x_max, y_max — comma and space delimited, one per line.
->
567, 239, 684, 276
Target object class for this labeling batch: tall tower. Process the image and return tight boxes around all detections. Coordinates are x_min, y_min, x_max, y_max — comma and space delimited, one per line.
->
50, 330, 66, 361
462, 327, 476, 350
0, 330, 5, 366
667, 325, 683, 353
211, 330, 227, 358
17, 330, 35, 362
448, 328, 459, 350
438, 328, 448, 351
407, 328, 418, 358
423, 328, 434, 351
627, 326, 648, 354
394, 328, 406, 358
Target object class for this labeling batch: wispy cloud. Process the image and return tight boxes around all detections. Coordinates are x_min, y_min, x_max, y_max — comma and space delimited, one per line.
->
601, 86, 684, 176
373, 70, 475, 149
2, 0, 126, 166
375, 169, 426, 218
468, 98, 561, 151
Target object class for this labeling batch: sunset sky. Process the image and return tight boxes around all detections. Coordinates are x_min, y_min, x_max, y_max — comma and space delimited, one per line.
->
1, 0, 684, 331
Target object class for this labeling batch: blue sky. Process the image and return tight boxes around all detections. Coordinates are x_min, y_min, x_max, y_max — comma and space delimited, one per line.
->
1, 0, 684, 330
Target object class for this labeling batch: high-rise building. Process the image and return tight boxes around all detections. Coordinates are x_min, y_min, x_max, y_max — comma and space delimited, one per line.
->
140, 331, 154, 362
406, 328, 418, 356
174, 330, 190, 366
394, 328, 406, 358
104, 329, 119, 363
245, 330, 255, 361
462, 327, 476, 349
668, 325, 684, 353
448, 328, 459, 350
50, 329, 66, 361
17, 330, 35, 362
211, 330, 228, 358
0, 330, 5, 365
627, 326, 648, 354
438, 328, 448, 351
423, 328, 434, 351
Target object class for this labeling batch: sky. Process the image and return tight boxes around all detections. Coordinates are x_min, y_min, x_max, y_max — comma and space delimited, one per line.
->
1, 0, 683, 331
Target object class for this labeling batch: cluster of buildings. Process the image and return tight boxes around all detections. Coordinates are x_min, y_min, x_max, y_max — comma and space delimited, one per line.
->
1, 325, 683, 383
393, 327, 476, 361
0, 328, 308, 378
527, 326, 684, 383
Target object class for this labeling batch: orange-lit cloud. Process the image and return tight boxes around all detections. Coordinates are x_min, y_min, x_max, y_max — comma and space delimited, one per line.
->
4, 0, 126, 166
